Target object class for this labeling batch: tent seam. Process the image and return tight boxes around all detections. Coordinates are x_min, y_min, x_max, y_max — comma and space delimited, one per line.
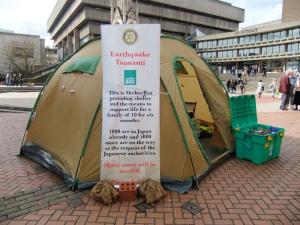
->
159, 79, 195, 181
72, 99, 102, 189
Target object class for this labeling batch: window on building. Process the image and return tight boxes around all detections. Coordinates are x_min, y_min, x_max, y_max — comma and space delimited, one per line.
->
268, 32, 274, 41
274, 32, 281, 40
222, 39, 228, 47
198, 42, 203, 49
233, 38, 238, 45
262, 47, 267, 55
267, 46, 273, 54
255, 48, 260, 55
249, 48, 255, 56
212, 52, 217, 58
281, 30, 287, 39
228, 51, 233, 58
223, 51, 228, 58
218, 51, 222, 58
292, 43, 299, 52
293, 28, 300, 37
273, 45, 280, 54
250, 35, 255, 43
240, 37, 244, 45
207, 41, 212, 48
238, 49, 243, 57
233, 50, 237, 57
255, 35, 261, 42
217, 40, 222, 47
280, 45, 286, 53
263, 34, 268, 41
288, 44, 292, 52
203, 41, 208, 48
228, 39, 233, 46
244, 49, 249, 56
244, 36, 250, 44
213, 41, 217, 48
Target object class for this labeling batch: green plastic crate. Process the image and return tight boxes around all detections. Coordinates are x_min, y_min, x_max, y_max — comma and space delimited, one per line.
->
230, 95, 285, 165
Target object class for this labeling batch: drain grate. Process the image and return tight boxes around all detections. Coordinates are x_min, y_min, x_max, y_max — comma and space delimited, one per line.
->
181, 200, 204, 215
67, 197, 84, 208
134, 202, 154, 213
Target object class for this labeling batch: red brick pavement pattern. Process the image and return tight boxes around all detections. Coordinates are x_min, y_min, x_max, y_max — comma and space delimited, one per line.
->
255, 95, 281, 104
1, 110, 300, 225
0, 111, 61, 197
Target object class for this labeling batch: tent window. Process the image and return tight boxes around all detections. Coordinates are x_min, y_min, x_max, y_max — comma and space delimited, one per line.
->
185, 102, 197, 118
64, 56, 101, 75
175, 61, 188, 75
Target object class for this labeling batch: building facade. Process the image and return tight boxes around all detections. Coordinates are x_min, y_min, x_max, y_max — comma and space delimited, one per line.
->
0, 31, 46, 75
282, 0, 300, 23
47, 0, 244, 59
195, 0, 300, 74
45, 47, 59, 66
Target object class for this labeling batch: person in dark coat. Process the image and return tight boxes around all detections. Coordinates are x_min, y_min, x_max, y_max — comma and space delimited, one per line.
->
289, 73, 297, 109
226, 79, 231, 93
279, 70, 293, 110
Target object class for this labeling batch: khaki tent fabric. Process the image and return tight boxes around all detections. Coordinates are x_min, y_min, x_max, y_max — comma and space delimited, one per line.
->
177, 60, 214, 125
21, 36, 234, 188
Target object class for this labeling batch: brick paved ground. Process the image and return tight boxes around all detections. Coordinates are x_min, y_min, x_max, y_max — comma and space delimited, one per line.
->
0, 111, 61, 197
0, 96, 299, 225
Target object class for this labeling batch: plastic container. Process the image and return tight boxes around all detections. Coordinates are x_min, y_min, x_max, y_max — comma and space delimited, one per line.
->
230, 95, 284, 165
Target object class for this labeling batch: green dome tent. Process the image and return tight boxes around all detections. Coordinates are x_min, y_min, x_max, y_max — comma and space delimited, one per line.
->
21, 36, 234, 192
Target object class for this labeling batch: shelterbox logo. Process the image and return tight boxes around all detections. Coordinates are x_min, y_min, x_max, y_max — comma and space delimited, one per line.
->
124, 70, 137, 85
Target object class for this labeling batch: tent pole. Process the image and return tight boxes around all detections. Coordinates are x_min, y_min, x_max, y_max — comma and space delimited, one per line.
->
187, 150, 200, 190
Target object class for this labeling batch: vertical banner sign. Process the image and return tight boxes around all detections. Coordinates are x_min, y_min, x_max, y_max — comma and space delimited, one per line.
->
101, 24, 161, 184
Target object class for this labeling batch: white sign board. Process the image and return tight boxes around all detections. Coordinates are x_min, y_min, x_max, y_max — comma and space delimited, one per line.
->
101, 24, 160, 184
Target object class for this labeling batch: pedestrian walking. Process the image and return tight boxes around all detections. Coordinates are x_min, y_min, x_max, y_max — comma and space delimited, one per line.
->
8, 73, 12, 86
289, 72, 297, 109
292, 75, 300, 110
18, 73, 23, 86
5, 73, 10, 86
262, 65, 267, 77
231, 79, 237, 94
239, 79, 245, 94
269, 79, 277, 99
257, 80, 264, 98
279, 70, 293, 110
12, 73, 17, 86
226, 79, 231, 93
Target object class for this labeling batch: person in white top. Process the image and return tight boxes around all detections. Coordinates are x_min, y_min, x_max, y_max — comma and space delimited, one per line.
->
292, 75, 300, 110
269, 79, 277, 99
256, 80, 264, 98
5, 73, 10, 86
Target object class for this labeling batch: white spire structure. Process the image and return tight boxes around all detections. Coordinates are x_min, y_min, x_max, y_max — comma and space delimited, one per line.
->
111, 0, 138, 24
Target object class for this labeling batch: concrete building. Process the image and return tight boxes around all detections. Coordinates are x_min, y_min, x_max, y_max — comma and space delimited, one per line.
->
195, 0, 300, 74
0, 31, 46, 75
45, 47, 59, 66
47, 0, 244, 59
282, 0, 300, 23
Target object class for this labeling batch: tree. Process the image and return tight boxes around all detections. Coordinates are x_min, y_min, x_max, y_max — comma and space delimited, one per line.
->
1, 36, 41, 77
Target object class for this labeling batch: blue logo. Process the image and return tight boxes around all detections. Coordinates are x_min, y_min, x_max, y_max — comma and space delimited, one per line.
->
124, 70, 136, 85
